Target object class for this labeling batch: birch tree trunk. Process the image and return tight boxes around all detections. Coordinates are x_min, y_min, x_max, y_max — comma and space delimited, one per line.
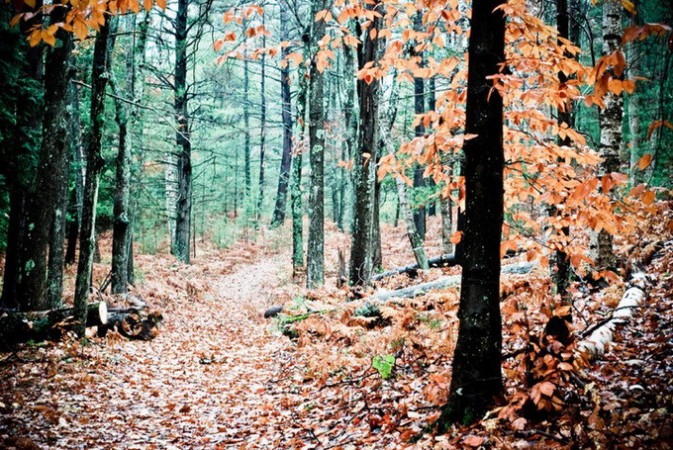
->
593, 0, 623, 270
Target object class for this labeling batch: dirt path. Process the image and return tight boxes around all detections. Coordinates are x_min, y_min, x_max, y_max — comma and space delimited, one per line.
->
1, 246, 300, 449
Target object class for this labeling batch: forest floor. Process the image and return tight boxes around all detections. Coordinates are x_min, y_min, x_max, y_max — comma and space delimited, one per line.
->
1, 219, 672, 449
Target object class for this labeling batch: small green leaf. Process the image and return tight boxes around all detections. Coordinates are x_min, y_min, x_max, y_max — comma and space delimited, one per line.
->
372, 354, 395, 380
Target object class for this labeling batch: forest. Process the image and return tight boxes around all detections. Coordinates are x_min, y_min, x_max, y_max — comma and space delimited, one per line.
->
0, 0, 672, 447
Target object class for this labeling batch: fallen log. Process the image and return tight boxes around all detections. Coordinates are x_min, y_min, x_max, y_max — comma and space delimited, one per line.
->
263, 262, 537, 318
371, 253, 458, 281
98, 307, 162, 340
368, 261, 536, 303
0, 302, 107, 346
578, 272, 648, 358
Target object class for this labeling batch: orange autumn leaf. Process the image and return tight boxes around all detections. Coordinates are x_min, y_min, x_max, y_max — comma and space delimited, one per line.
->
621, 0, 637, 15
647, 120, 673, 140
642, 190, 656, 206
463, 435, 485, 447
450, 231, 463, 245
637, 154, 653, 170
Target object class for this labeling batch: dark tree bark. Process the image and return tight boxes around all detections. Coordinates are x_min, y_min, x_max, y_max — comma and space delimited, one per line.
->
412, 12, 426, 240
15, 4, 72, 312
172, 0, 192, 263
111, 77, 131, 293
439, 0, 506, 428
372, 175, 382, 271
349, 4, 384, 286
0, 3, 43, 309
74, 23, 112, 336
549, 0, 572, 302
306, 0, 327, 288
270, 5, 293, 228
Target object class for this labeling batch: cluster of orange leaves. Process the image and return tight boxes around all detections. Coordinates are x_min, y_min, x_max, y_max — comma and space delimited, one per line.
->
11, 0, 165, 46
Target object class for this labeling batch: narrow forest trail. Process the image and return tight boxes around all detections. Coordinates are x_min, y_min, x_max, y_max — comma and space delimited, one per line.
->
1, 240, 309, 449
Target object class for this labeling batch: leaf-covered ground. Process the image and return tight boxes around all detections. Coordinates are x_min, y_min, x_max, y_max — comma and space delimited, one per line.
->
1, 221, 672, 449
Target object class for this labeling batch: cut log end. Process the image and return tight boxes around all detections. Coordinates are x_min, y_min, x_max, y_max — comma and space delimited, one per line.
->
96, 301, 108, 326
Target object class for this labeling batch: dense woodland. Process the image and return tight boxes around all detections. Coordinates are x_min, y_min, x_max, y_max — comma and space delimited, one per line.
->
1, 0, 673, 448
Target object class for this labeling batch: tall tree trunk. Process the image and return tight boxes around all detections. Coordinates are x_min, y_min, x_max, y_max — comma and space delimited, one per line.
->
65, 81, 84, 266
172, 0, 192, 263
15, 4, 72, 312
432, 74, 454, 255
290, 147, 304, 277
270, 5, 293, 228
440, 198, 453, 254
372, 173, 382, 271
339, 44, 357, 232
243, 53, 251, 206
426, 75, 437, 217
349, 3, 383, 286
111, 15, 147, 293
593, 0, 623, 270
412, 12, 426, 240
0, 4, 43, 309
111, 76, 131, 293
47, 151, 69, 308
440, 0, 505, 428
165, 157, 177, 244
549, 0, 572, 302
257, 21, 267, 224
291, 53, 309, 279
306, 0, 327, 289
74, 22, 112, 336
